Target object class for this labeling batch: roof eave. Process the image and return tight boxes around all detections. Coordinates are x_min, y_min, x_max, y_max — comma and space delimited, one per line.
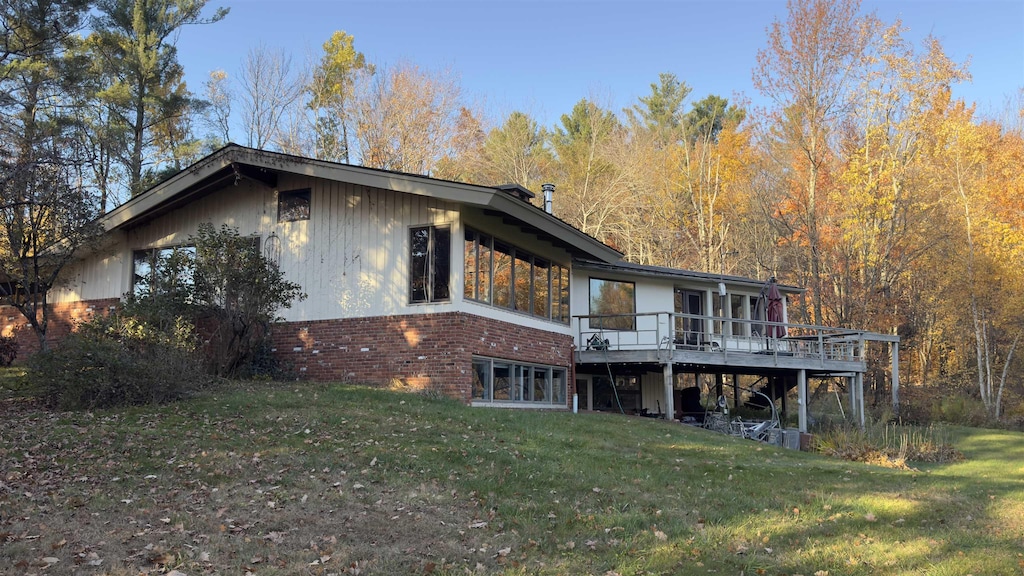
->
573, 259, 805, 293
98, 145, 623, 264
487, 194, 622, 263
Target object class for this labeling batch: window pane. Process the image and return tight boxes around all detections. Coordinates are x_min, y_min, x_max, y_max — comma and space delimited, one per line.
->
576, 377, 588, 410
592, 375, 616, 411
533, 367, 549, 403
472, 358, 490, 400
464, 229, 478, 300
133, 246, 196, 298
686, 293, 704, 336
432, 226, 450, 301
164, 246, 196, 295
552, 369, 566, 405
493, 362, 511, 400
533, 258, 550, 318
558, 266, 570, 324
278, 189, 311, 222
409, 227, 429, 303
478, 235, 492, 304
132, 250, 153, 297
513, 252, 531, 312
589, 278, 636, 331
493, 241, 511, 308
514, 365, 529, 401
731, 294, 745, 336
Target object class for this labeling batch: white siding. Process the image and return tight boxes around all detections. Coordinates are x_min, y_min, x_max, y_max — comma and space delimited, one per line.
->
51, 175, 574, 335
51, 235, 129, 303
640, 372, 665, 414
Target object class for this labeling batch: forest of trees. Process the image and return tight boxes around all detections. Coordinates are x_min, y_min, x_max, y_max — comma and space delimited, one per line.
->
2, 0, 1023, 420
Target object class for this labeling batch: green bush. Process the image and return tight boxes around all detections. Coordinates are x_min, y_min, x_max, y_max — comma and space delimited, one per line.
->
29, 313, 208, 410
0, 334, 18, 366
929, 395, 990, 427
190, 223, 305, 377
130, 223, 305, 378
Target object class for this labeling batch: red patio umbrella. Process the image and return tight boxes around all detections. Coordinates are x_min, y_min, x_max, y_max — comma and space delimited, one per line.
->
766, 277, 787, 338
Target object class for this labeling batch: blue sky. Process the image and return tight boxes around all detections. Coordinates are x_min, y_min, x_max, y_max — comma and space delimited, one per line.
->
175, 0, 1024, 132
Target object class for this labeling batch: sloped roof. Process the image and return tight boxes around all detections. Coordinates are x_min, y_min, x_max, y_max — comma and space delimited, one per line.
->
574, 259, 805, 293
100, 144, 623, 263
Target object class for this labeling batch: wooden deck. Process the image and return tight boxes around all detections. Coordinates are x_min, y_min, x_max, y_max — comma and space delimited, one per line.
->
575, 312, 869, 374
573, 312, 899, 431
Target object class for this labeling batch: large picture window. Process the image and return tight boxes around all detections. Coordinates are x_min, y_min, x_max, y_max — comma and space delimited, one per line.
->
472, 356, 566, 405
410, 225, 451, 303
464, 227, 568, 324
132, 245, 196, 297
589, 278, 636, 331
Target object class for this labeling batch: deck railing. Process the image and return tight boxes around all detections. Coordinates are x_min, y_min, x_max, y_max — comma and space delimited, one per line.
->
574, 312, 864, 363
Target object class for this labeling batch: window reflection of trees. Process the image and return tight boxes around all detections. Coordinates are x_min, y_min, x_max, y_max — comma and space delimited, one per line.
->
589, 278, 636, 330
132, 245, 197, 297
472, 357, 566, 404
464, 227, 568, 324
493, 241, 511, 307
410, 225, 450, 303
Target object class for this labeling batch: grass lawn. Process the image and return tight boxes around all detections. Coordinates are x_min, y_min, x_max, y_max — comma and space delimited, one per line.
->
1, 381, 1022, 575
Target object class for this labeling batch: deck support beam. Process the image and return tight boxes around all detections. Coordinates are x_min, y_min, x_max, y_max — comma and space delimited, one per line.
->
662, 362, 674, 421
798, 369, 808, 433
891, 342, 900, 417
856, 372, 866, 428
848, 374, 857, 422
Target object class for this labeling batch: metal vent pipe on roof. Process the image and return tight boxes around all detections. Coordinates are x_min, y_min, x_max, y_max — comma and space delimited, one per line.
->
542, 183, 554, 214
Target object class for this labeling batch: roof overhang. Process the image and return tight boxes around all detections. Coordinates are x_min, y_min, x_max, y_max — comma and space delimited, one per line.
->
574, 259, 805, 294
98, 145, 622, 263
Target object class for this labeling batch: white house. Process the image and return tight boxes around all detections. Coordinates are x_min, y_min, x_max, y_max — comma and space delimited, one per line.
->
3, 145, 899, 432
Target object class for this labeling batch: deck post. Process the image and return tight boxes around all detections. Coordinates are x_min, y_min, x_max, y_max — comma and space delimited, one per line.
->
891, 342, 900, 417
779, 376, 787, 421
856, 372, 866, 428
847, 374, 857, 422
798, 369, 808, 433
663, 362, 675, 421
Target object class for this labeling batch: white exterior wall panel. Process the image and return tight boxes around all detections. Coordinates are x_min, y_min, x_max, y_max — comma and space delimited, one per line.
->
51, 175, 574, 336
50, 235, 129, 303
253, 174, 460, 322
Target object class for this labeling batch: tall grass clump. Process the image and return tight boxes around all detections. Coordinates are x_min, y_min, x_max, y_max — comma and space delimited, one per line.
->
814, 419, 963, 468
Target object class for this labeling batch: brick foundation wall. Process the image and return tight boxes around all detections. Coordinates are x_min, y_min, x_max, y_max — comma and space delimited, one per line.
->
1, 298, 121, 359
5, 301, 575, 407
270, 312, 574, 404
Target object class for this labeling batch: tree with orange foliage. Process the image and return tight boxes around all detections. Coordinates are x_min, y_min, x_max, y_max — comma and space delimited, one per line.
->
753, 0, 879, 325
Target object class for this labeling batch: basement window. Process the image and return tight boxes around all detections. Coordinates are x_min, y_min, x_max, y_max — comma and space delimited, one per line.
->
472, 356, 566, 405
278, 188, 311, 222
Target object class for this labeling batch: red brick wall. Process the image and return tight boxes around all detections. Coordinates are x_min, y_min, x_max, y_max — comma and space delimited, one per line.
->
1, 298, 120, 358
6, 300, 575, 406
269, 312, 574, 404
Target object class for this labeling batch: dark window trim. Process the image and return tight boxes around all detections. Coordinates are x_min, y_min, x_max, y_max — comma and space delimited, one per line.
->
464, 226, 569, 325
278, 188, 311, 223
409, 224, 452, 304
471, 355, 567, 405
